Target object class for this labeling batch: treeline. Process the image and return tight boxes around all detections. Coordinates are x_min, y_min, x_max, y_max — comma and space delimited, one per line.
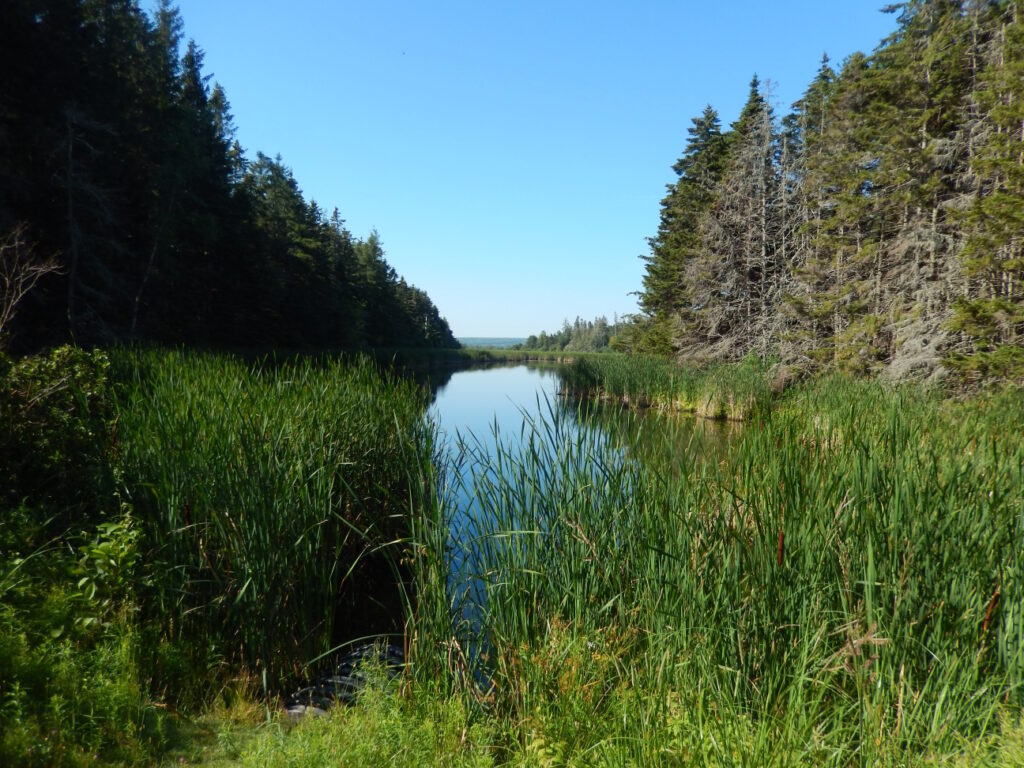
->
0, 1, 457, 352
633, 0, 1023, 383
515, 315, 625, 352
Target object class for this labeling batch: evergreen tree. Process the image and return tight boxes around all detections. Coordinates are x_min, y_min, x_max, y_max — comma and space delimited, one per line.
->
949, 0, 1024, 380
637, 105, 726, 354
0, 0, 458, 352
628, 0, 1022, 384
696, 76, 782, 359
779, 55, 837, 365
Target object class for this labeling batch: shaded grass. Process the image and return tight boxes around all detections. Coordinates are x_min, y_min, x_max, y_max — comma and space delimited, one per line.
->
115, 348, 434, 697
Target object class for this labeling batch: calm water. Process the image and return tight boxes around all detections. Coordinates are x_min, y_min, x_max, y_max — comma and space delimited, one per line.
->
428, 362, 735, 477
428, 363, 588, 645
429, 363, 565, 449
427, 363, 734, 642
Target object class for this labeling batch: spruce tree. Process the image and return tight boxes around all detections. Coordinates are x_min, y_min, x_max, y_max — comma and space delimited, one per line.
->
949, 0, 1024, 380
637, 105, 727, 354
780, 55, 838, 365
696, 76, 782, 359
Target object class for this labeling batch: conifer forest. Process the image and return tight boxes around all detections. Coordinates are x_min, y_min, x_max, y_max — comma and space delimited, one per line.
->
634, 1, 1023, 385
0, 0, 458, 353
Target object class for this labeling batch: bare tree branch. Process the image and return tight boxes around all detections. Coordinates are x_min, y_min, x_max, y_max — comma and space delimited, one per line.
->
0, 225, 63, 349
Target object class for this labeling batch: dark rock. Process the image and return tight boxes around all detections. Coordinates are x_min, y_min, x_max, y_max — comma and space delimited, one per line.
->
284, 642, 405, 718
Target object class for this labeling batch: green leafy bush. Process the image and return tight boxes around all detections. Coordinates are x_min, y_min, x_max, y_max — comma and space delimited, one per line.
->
0, 346, 152, 765
0, 346, 118, 537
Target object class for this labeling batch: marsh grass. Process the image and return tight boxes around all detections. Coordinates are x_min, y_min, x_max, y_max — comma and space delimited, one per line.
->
9, 346, 1022, 764
423, 374, 1024, 764
559, 353, 773, 420
238, 667, 495, 768
115, 348, 434, 695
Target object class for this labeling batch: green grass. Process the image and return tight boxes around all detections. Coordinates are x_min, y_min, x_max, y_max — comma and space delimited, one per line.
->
559, 353, 774, 420
4, 347, 1023, 765
238, 676, 495, 767
2, 346, 445, 764
115, 348, 435, 696
417, 373, 1024, 765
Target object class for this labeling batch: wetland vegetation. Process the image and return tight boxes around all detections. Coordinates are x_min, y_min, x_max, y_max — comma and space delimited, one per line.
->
3, 348, 1023, 765
3, 1, 1024, 765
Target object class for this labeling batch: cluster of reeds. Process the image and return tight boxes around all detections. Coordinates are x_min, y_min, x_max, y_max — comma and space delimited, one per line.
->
425, 376, 1023, 763
114, 348, 433, 691
559, 353, 773, 420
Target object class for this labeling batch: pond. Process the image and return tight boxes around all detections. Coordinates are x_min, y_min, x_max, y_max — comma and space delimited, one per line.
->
428, 362, 736, 487
427, 362, 736, 654
429, 363, 565, 450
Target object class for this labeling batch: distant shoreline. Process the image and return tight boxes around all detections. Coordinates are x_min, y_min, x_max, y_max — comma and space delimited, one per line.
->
458, 337, 526, 349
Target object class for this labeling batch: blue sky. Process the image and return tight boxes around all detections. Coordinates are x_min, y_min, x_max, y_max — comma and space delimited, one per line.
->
162, 1, 897, 337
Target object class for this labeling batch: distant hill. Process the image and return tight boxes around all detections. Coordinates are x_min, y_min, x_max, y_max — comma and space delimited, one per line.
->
458, 337, 526, 349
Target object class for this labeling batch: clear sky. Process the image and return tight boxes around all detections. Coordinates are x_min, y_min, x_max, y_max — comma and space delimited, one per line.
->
159, 1, 897, 337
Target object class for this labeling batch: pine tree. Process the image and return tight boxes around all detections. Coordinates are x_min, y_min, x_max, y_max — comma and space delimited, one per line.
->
949, 0, 1024, 380
637, 105, 727, 354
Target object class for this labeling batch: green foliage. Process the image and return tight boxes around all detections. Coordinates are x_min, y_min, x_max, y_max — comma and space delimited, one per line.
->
0, 608, 149, 767
6, 344, 1021, 764
241, 677, 495, 767
0, 346, 117, 534
639, 105, 727, 323
115, 348, 434, 693
415, 374, 1024, 764
516, 316, 625, 354
0, 346, 153, 765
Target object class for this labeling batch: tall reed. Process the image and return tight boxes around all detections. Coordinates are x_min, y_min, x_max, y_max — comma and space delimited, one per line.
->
560, 353, 773, 420
425, 376, 1024, 763
115, 348, 432, 691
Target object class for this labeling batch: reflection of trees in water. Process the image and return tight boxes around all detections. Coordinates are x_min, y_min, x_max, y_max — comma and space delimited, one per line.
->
416, 361, 738, 475
565, 394, 738, 474
416, 362, 566, 403
408, 365, 457, 399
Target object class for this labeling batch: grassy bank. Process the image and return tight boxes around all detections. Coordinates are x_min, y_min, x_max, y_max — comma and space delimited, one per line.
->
3, 348, 1023, 765
213, 370, 1024, 766
559, 353, 775, 420
415, 373, 1024, 765
0, 346, 437, 763
116, 349, 434, 697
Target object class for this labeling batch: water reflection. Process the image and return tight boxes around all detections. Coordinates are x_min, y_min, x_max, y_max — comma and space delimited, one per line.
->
428, 363, 565, 442
427, 363, 737, 667
429, 364, 588, 657
574, 395, 738, 477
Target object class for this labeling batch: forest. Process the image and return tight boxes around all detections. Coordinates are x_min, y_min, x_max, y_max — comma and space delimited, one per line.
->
513, 315, 625, 352
629, 0, 1023, 384
0, 0, 458, 353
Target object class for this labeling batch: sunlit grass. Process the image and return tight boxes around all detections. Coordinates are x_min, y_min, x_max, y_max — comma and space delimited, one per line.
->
419, 373, 1024, 764
559, 353, 774, 420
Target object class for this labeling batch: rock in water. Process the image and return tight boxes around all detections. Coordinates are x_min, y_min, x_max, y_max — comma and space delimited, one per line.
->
284, 642, 405, 720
